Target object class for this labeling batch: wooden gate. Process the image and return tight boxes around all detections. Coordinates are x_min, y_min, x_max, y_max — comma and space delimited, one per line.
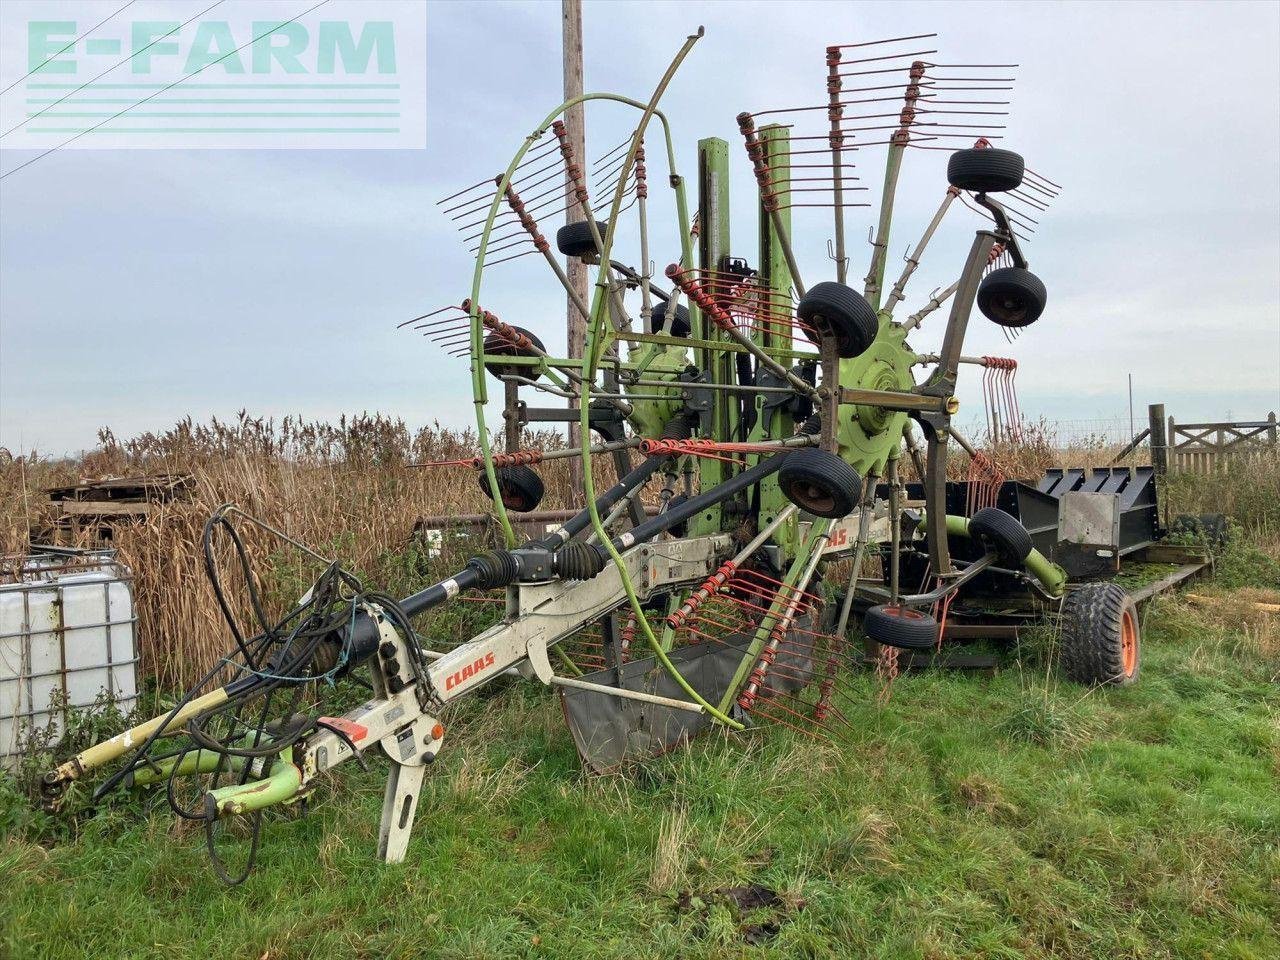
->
1167, 414, 1278, 474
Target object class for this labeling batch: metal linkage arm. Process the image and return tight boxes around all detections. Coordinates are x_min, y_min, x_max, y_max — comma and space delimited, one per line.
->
914, 228, 999, 575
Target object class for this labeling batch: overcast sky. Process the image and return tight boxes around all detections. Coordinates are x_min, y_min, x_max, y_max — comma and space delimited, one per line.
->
1, 0, 1278, 454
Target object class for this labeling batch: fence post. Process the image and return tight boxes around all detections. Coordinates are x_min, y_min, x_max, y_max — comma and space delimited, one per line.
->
1268, 411, 1277, 446
1148, 403, 1167, 475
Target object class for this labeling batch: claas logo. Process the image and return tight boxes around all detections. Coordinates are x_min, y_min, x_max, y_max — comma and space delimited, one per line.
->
445, 652, 496, 691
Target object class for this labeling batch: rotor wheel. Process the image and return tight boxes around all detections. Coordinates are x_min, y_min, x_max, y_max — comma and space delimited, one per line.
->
947, 147, 1025, 193
796, 281, 879, 359
556, 219, 608, 260
649, 300, 690, 337
478, 464, 545, 513
968, 507, 1034, 565
977, 267, 1047, 328
777, 448, 862, 519
1059, 582, 1140, 686
863, 605, 938, 650
483, 326, 546, 382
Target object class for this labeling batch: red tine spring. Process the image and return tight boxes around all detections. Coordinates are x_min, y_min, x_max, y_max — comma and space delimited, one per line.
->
552, 119, 590, 207
497, 176, 549, 255
666, 561, 738, 629
736, 113, 781, 213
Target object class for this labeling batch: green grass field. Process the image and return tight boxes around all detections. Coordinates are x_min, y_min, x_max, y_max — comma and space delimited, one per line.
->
3, 538, 1278, 959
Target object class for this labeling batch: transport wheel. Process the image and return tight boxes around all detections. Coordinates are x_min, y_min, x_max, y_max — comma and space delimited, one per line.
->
863, 604, 939, 650
976, 267, 1047, 328
483, 326, 546, 382
1059, 582, 1140, 686
968, 507, 1034, 565
649, 300, 690, 337
478, 464, 545, 513
777, 448, 862, 519
556, 219, 608, 259
946, 147, 1025, 193
796, 281, 879, 358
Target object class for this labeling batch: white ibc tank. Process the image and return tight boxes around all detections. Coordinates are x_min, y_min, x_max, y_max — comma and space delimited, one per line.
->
0, 550, 138, 769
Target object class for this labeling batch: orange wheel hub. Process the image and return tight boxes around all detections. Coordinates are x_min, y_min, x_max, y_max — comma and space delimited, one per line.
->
1120, 609, 1138, 677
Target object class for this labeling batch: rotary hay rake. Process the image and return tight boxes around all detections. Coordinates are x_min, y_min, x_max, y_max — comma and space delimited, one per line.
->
43, 27, 1152, 882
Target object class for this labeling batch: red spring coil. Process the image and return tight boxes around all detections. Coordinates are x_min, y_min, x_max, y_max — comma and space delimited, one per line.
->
552, 120, 589, 205
664, 264, 735, 333
666, 560, 736, 629
490, 449, 543, 469
620, 611, 637, 658
634, 144, 647, 200
497, 176, 549, 254
736, 113, 778, 212
639, 437, 721, 457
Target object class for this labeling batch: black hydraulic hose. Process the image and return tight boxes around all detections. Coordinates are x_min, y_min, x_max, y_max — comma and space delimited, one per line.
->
537, 454, 668, 550
609, 453, 787, 551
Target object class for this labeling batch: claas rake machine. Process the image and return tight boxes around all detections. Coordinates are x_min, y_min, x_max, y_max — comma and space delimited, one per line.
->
43, 27, 1149, 882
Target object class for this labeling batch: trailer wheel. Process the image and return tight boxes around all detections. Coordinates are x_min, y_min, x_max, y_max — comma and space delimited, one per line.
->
778, 448, 862, 519
796, 282, 879, 358
484, 326, 546, 382
556, 219, 608, 260
649, 301, 690, 337
1059, 582, 1140, 686
977, 267, 1047, 328
947, 147, 1025, 193
968, 507, 1034, 565
863, 604, 938, 650
478, 464, 545, 513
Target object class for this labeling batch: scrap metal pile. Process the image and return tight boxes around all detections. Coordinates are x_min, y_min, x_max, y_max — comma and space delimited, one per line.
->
44, 27, 1153, 881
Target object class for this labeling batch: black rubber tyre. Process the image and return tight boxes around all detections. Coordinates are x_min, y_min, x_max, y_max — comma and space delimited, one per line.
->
648, 300, 690, 337
478, 464, 545, 513
947, 147, 1025, 193
483, 326, 545, 382
796, 282, 879, 358
1059, 582, 1140, 686
977, 267, 1047, 328
556, 219, 608, 259
968, 507, 1034, 565
777, 448, 862, 519
863, 604, 938, 650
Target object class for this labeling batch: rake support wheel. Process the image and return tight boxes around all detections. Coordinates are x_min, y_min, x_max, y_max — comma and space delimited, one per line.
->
483, 326, 546, 382
649, 300, 690, 337
1059, 582, 1140, 686
968, 507, 1034, 565
556, 219, 608, 260
777, 448, 862, 519
796, 282, 879, 359
478, 464, 545, 514
863, 605, 938, 650
977, 267, 1047, 328
947, 147, 1025, 193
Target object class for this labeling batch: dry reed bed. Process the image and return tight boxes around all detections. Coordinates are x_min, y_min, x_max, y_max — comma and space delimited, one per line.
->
2, 413, 1272, 689
0, 414, 606, 688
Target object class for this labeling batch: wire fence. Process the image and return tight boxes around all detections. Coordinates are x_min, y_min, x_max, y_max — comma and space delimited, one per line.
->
955, 416, 1139, 448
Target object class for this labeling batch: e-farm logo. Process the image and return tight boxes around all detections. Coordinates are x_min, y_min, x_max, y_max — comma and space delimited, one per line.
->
0, 1, 426, 150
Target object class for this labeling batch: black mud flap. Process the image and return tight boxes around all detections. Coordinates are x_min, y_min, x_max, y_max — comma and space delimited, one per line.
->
559, 627, 818, 773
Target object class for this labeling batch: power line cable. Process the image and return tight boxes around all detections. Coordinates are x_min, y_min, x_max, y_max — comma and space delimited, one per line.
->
0, 0, 330, 182
0, 0, 138, 96
1, 1, 226, 140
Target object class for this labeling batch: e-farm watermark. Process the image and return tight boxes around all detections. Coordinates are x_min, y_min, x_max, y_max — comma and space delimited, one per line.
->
0, 1, 426, 150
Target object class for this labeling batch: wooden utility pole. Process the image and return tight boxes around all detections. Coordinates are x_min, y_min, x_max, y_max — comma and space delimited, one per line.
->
563, 0, 586, 503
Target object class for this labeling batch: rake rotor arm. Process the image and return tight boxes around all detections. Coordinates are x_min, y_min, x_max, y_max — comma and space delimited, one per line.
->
913, 227, 998, 575
971, 192, 1027, 267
